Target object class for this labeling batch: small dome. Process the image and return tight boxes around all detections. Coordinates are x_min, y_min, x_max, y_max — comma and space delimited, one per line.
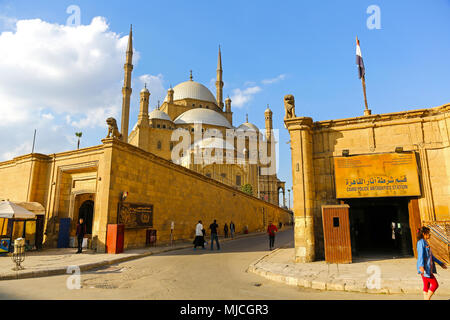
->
174, 108, 232, 128
237, 122, 259, 132
149, 109, 172, 121
189, 137, 235, 151
141, 87, 149, 94
164, 80, 217, 104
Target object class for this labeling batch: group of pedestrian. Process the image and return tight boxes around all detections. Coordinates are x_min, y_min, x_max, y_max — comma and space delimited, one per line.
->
193, 220, 236, 251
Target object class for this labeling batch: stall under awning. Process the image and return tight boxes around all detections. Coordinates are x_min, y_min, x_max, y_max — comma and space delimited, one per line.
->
0, 201, 36, 219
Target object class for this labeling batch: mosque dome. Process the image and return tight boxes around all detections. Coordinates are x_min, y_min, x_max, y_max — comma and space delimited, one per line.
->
189, 137, 235, 151
237, 122, 259, 132
149, 109, 172, 121
174, 108, 232, 128
163, 80, 217, 104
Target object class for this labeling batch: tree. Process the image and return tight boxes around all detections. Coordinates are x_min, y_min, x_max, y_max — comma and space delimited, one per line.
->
75, 132, 82, 149
240, 184, 253, 196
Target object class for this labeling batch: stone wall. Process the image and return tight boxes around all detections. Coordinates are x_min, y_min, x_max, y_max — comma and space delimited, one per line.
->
102, 138, 290, 251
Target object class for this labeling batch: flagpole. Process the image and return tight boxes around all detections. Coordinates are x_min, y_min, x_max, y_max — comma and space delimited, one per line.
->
361, 74, 371, 115
356, 36, 371, 116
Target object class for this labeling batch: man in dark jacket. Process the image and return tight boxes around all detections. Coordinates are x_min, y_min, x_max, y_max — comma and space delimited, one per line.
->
224, 223, 229, 238
230, 221, 235, 239
76, 218, 86, 253
209, 220, 220, 250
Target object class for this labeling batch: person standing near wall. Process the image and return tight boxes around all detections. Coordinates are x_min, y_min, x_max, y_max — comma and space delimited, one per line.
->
193, 220, 205, 250
76, 218, 86, 254
224, 223, 229, 238
267, 221, 278, 251
209, 219, 220, 250
416, 226, 447, 300
230, 221, 235, 239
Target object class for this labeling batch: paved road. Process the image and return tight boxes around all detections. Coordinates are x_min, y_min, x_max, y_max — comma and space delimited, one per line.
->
0, 229, 429, 299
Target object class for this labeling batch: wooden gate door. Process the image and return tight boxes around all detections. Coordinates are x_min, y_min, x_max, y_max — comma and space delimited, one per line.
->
322, 205, 352, 264
408, 198, 421, 258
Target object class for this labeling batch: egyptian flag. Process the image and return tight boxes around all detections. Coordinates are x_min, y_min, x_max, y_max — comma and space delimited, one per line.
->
356, 37, 365, 79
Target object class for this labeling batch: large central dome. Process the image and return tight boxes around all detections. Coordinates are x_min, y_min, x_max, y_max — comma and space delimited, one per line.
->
164, 80, 217, 104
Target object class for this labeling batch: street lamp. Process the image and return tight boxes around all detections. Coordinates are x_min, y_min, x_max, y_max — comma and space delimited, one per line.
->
287, 189, 291, 210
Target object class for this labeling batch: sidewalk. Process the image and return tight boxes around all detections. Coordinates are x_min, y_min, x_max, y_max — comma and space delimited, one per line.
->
0, 231, 265, 281
247, 246, 450, 296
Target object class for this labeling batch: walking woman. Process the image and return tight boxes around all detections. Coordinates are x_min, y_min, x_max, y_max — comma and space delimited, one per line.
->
416, 226, 447, 300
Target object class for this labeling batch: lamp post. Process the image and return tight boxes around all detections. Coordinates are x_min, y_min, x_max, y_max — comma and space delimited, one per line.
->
287, 189, 291, 210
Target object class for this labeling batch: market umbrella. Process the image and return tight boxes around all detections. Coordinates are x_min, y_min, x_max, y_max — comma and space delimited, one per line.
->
0, 201, 36, 219
0, 201, 36, 251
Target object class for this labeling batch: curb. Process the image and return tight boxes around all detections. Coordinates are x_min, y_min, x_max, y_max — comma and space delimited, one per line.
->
246, 247, 450, 296
0, 229, 276, 281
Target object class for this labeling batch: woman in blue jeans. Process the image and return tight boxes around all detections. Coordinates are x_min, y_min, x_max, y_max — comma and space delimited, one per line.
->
416, 226, 447, 300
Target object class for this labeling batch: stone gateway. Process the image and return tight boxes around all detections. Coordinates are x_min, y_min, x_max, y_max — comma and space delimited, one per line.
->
285, 96, 449, 263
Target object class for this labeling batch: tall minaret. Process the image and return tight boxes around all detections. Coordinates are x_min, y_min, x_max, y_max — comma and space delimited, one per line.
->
121, 25, 133, 143
265, 105, 273, 156
216, 45, 224, 110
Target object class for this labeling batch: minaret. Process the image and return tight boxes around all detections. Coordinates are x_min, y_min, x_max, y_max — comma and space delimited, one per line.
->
224, 95, 233, 125
136, 84, 150, 151
121, 25, 133, 143
216, 45, 224, 110
137, 84, 150, 127
167, 85, 174, 104
265, 104, 273, 142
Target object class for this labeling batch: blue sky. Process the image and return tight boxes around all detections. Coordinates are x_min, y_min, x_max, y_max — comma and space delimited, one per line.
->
0, 0, 449, 197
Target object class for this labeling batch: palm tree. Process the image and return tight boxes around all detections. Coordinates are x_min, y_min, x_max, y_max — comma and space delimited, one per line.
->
75, 132, 82, 149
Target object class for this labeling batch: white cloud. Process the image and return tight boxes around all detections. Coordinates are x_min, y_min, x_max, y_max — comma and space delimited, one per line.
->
0, 16, 153, 161
261, 74, 286, 85
230, 86, 262, 108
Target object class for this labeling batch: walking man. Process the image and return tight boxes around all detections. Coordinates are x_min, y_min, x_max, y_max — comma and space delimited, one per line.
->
224, 223, 229, 238
76, 218, 86, 254
267, 221, 278, 250
194, 220, 205, 250
230, 221, 235, 239
209, 219, 221, 250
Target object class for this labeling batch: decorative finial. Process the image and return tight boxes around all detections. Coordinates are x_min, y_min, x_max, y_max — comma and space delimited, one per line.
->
144, 83, 147, 89
189, 70, 193, 81
157, 100, 160, 109
246, 114, 248, 123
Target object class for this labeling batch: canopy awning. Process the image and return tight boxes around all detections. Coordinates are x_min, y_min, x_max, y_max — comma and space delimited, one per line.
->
13, 202, 45, 215
0, 201, 36, 219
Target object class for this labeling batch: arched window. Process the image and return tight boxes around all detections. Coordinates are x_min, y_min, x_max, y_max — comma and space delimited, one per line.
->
162, 125, 166, 129
157, 124, 161, 128
157, 141, 162, 150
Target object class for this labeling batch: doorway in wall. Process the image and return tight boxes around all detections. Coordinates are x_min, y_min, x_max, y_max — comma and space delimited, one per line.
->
343, 197, 413, 259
